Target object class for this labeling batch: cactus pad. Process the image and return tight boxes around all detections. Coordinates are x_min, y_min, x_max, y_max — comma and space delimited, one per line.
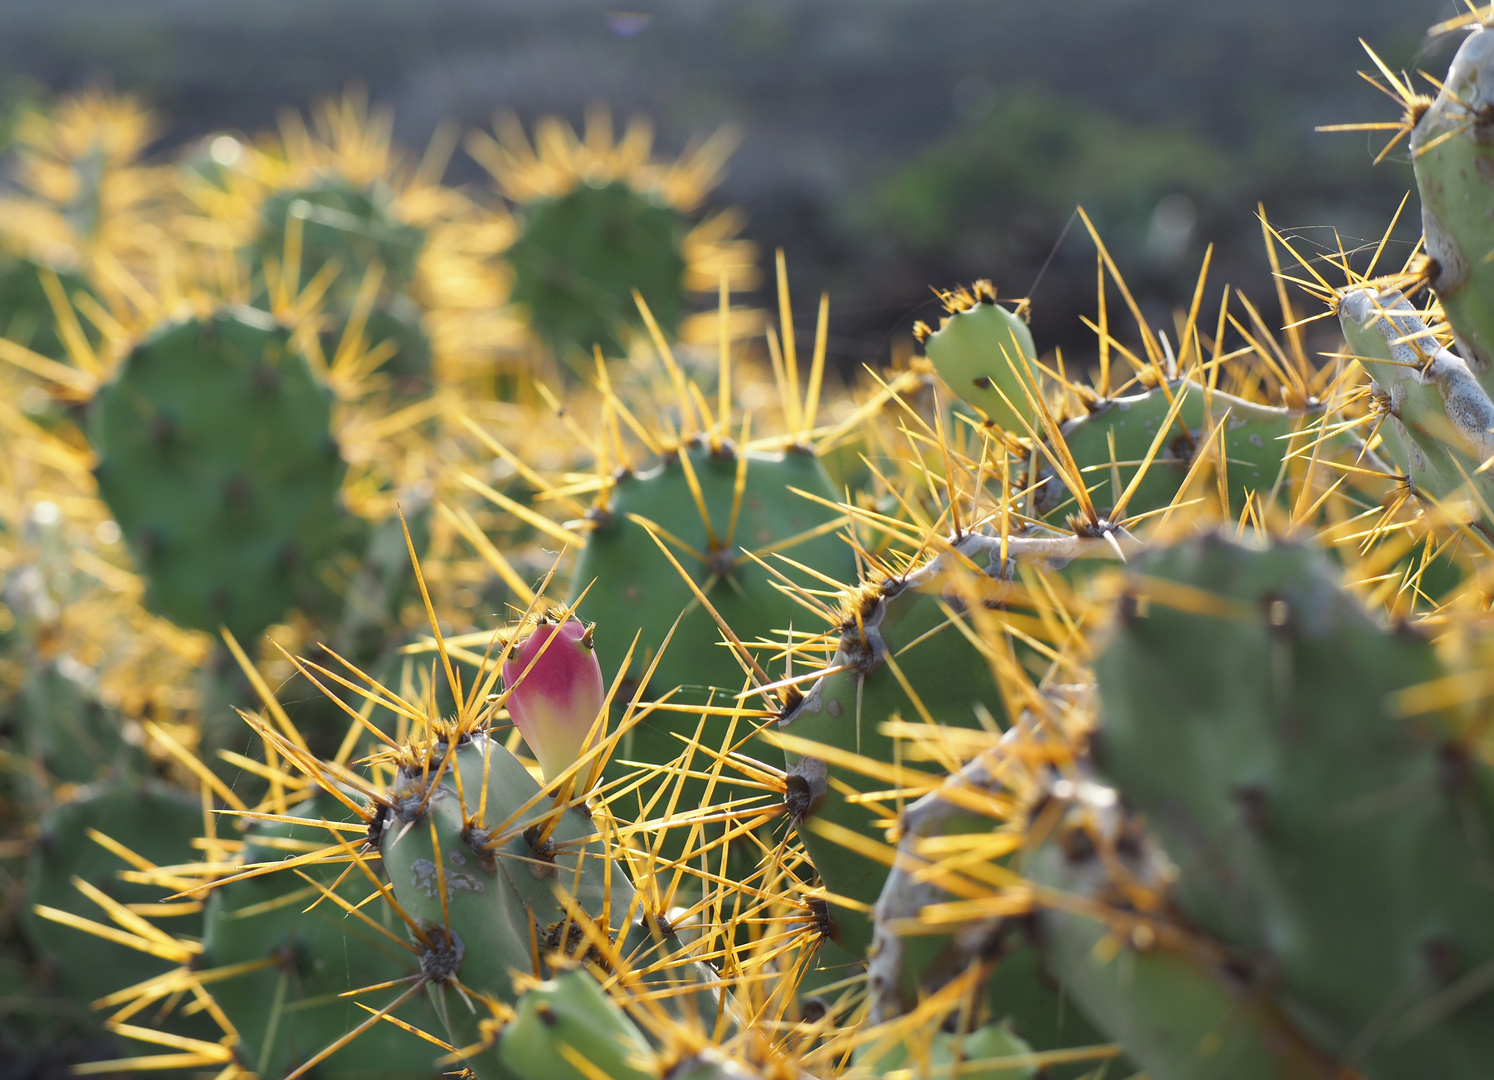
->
89, 306, 350, 643
507, 182, 687, 360
1092, 534, 1494, 1076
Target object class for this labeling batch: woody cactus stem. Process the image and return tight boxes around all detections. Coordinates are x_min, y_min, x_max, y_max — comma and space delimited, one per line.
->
1412, 26, 1494, 391
778, 529, 1135, 955
1337, 286, 1494, 523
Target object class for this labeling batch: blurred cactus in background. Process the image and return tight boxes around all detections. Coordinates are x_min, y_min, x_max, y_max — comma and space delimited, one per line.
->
7, 8, 1494, 1080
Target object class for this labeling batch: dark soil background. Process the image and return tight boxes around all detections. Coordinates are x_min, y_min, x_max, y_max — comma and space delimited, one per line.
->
0, 0, 1467, 376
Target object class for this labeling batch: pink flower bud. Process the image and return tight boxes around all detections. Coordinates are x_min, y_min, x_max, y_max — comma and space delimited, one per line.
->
502, 618, 605, 785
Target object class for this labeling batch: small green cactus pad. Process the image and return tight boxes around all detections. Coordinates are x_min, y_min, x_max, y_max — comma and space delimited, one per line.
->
376, 732, 637, 1058
507, 181, 687, 360
869, 752, 1113, 1078
493, 968, 655, 1080
571, 440, 854, 776
25, 782, 208, 1016
922, 292, 1038, 432
1024, 794, 1342, 1080
199, 799, 442, 1079
16, 659, 141, 787
89, 306, 351, 643
1033, 380, 1304, 524
257, 176, 424, 299
856, 1021, 1037, 1080
1411, 27, 1494, 391
1092, 533, 1494, 1077
0, 254, 94, 364
779, 533, 1007, 956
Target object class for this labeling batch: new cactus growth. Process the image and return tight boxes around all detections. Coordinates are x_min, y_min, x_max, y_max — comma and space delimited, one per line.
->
921, 280, 1328, 526
920, 282, 1038, 433
503, 615, 606, 785
88, 306, 351, 643
491, 967, 655, 1080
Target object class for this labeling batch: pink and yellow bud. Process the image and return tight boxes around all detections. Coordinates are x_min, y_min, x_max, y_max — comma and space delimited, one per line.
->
502, 617, 605, 786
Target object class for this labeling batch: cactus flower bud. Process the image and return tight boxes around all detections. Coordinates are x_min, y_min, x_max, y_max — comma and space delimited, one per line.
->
502, 617, 605, 785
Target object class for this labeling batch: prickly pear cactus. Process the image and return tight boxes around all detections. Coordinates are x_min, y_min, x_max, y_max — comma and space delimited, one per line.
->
12, 660, 140, 788
0, 254, 94, 364
25, 782, 208, 1021
1411, 26, 1494, 391
257, 176, 424, 300
1090, 533, 1494, 1078
1022, 781, 1343, 1080
375, 727, 639, 1066
869, 747, 1113, 1078
779, 533, 1010, 956
573, 439, 854, 790
199, 798, 443, 1078
508, 181, 687, 360
920, 283, 1038, 432
856, 1021, 1038, 1080
921, 281, 1322, 525
89, 306, 351, 643
1338, 286, 1494, 522
487, 967, 655, 1080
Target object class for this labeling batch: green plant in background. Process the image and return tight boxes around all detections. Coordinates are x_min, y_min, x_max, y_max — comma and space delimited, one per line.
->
856, 89, 1229, 261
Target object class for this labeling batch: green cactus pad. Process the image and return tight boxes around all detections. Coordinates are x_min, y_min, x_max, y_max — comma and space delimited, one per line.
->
1034, 380, 1306, 524
494, 968, 655, 1080
89, 306, 351, 643
1092, 533, 1494, 1077
257, 176, 424, 301
377, 732, 637, 1061
779, 533, 1007, 956
1411, 27, 1494, 392
507, 181, 687, 361
1027, 840, 1339, 1080
571, 440, 854, 797
322, 293, 433, 399
16, 659, 141, 787
25, 782, 208, 1014
199, 798, 443, 1078
922, 294, 1038, 432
